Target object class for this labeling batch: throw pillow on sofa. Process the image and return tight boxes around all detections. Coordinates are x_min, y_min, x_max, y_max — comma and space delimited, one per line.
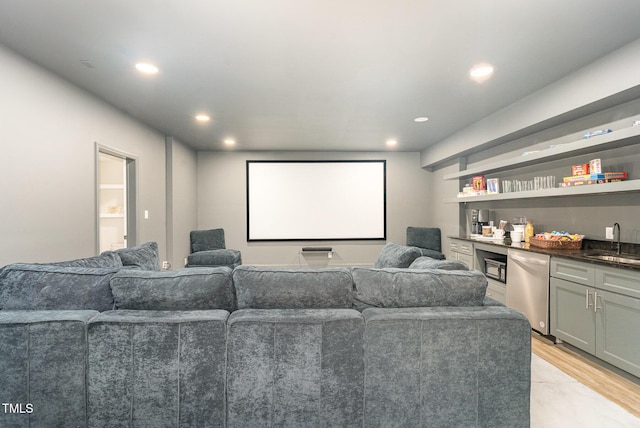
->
374, 242, 422, 268
0, 264, 118, 311
351, 267, 487, 310
109, 267, 235, 311
409, 257, 469, 270
115, 241, 160, 270
232, 265, 353, 309
49, 250, 124, 268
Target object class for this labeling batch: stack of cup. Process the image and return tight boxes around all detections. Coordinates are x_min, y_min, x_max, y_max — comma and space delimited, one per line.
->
510, 231, 523, 243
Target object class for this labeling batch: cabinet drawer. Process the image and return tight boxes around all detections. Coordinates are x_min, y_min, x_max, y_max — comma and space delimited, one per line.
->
450, 240, 459, 253
596, 265, 640, 299
458, 242, 474, 256
550, 258, 595, 286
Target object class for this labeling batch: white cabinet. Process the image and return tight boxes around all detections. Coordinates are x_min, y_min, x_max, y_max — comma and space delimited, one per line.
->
449, 239, 474, 269
98, 152, 127, 253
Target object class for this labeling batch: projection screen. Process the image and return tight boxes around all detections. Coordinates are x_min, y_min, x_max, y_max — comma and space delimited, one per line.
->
247, 160, 386, 241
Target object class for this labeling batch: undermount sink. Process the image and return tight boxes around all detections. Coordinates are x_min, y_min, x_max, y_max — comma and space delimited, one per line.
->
583, 252, 640, 265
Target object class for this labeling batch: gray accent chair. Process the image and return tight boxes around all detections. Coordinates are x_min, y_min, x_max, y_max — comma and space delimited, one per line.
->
406, 226, 446, 260
186, 228, 242, 268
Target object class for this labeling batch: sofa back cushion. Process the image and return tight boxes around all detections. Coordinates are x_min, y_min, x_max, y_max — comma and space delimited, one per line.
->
374, 242, 422, 268
115, 241, 160, 270
0, 264, 117, 311
409, 257, 469, 270
232, 266, 353, 309
110, 267, 235, 311
351, 267, 487, 310
49, 251, 124, 268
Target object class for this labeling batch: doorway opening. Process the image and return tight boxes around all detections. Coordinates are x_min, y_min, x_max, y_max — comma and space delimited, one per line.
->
96, 145, 137, 254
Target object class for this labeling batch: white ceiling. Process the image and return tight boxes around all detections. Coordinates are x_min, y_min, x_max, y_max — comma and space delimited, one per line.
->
1, 0, 639, 152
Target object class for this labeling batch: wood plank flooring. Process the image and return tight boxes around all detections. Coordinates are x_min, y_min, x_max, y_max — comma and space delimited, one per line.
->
532, 335, 640, 418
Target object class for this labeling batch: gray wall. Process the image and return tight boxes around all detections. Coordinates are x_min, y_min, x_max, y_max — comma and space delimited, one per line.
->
166, 137, 198, 269
0, 44, 170, 265
424, 40, 640, 254
3, 35, 639, 268
197, 151, 431, 267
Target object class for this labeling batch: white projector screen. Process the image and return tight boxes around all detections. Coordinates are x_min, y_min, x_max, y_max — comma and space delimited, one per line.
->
247, 160, 386, 241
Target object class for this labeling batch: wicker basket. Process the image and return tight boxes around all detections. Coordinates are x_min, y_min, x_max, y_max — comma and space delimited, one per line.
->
528, 238, 583, 250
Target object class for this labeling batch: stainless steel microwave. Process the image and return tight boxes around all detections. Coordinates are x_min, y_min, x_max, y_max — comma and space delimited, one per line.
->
485, 258, 506, 283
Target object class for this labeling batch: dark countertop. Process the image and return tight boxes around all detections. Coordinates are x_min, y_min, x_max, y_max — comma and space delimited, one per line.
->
449, 236, 640, 272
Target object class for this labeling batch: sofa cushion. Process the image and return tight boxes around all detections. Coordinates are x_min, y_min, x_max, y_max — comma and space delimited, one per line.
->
232, 266, 353, 309
0, 264, 117, 311
50, 251, 124, 268
110, 267, 235, 311
406, 227, 442, 252
409, 257, 469, 270
417, 248, 446, 260
186, 249, 242, 268
361, 306, 531, 427
351, 267, 487, 310
190, 228, 226, 252
87, 310, 229, 426
115, 241, 160, 270
226, 308, 364, 427
0, 310, 99, 427
374, 242, 422, 268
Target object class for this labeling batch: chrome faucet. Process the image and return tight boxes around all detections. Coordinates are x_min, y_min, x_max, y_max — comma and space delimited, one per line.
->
613, 222, 621, 255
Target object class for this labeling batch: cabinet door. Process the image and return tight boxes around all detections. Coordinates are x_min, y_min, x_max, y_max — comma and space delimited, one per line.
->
595, 289, 640, 378
550, 278, 596, 354
486, 279, 506, 304
457, 252, 474, 270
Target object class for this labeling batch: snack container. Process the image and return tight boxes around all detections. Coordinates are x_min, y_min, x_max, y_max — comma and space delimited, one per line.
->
589, 158, 602, 174
472, 176, 486, 191
571, 164, 589, 176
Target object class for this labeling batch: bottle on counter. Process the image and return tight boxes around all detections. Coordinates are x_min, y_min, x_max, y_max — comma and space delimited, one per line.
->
525, 220, 535, 243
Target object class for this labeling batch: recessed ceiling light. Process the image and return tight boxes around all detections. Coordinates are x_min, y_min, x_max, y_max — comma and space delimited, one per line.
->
414, 117, 429, 123
195, 114, 210, 122
135, 63, 159, 75
386, 139, 398, 147
223, 138, 236, 146
469, 63, 494, 83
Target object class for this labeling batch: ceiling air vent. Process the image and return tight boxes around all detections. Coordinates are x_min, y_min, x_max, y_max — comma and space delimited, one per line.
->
79, 60, 95, 69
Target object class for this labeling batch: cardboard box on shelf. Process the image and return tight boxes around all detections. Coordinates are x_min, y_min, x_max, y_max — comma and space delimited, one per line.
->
563, 172, 627, 182
571, 164, 589, 176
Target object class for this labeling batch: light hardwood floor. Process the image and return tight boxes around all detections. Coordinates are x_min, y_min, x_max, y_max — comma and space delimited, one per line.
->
532, 335, 640, 418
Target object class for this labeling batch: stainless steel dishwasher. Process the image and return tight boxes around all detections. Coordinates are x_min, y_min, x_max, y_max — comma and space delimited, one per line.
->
506, 249, 550, 335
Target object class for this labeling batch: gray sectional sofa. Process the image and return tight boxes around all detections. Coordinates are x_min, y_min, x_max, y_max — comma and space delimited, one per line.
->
0, 241, 531, 428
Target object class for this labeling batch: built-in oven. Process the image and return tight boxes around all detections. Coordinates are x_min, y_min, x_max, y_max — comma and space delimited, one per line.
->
484, 258, 507, 283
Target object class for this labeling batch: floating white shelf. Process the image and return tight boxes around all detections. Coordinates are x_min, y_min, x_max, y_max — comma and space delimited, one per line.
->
448, 179, 640, 203
443, 126, 640, 181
